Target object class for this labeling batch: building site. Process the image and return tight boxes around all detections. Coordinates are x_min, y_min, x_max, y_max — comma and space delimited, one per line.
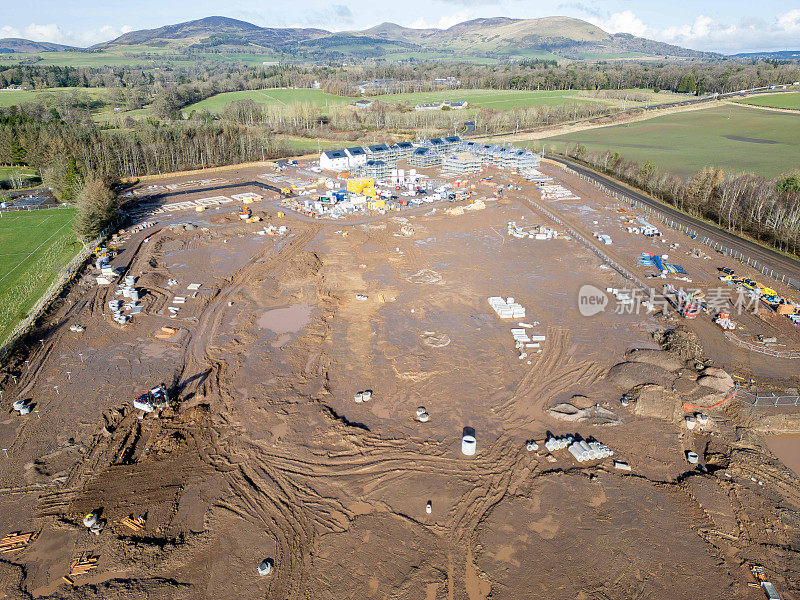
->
1, 143, 800, 600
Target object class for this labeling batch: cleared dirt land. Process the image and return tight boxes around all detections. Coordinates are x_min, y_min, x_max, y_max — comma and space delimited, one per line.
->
544, 103, 800, 178
1, 161, 799, 599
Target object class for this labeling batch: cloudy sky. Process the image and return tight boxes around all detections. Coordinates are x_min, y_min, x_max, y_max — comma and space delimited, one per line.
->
1, 0, 799, 54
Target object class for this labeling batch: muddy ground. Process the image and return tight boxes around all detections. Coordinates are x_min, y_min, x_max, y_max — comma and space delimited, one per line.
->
1, 161, 799, 600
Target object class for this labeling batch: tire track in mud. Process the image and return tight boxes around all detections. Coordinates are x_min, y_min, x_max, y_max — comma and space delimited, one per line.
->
496, 327, 606, 423
102, 219, 601, 599
179, 227, 320, 401
171, 226, 323, 600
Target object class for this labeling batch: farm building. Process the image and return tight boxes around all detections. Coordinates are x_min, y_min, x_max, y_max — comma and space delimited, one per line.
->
353, 99, 374, 109
409, 146, 441, 167
443, 100, 468, 109
319, 149, 350, 172
415, 102, 443, 111
345, 147, 368, 169
441, 152, 482, 174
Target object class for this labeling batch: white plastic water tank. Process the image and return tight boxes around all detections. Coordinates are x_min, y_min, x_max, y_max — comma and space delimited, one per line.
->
461, 433, 476, 456
258, 559, 273, 576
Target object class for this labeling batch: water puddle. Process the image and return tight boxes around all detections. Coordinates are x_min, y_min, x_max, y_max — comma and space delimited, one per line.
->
767, 434, 800, 476
257, 305, 312, 334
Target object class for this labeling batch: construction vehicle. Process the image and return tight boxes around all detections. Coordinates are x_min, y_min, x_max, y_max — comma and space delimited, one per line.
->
94, 245, 119, 258
133, 384, 170, 413
238, 206, 252, 220
280, 187, 292, 196
712, 311, 736, 330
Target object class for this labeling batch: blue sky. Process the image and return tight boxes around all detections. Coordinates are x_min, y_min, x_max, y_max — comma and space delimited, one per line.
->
1, 0, 799, 53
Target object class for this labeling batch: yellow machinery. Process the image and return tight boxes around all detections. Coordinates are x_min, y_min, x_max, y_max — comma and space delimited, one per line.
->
94, 245, 118, 258
346, 178, 375, 194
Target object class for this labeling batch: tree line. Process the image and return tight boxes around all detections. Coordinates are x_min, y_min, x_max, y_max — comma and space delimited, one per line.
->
565, 145, 800, 257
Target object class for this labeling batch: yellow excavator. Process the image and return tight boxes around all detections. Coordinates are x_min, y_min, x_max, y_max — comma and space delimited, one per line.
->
94, 245, 119, 259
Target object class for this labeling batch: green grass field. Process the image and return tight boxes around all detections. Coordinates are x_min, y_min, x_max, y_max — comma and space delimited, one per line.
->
185, 89, 357, 113
185, 87, 623, 115
0, 51, 159, 67
540, 104, 800, 178
0, 166, 40, 188
0, 207, 81, 343
372, 89, 609, 110
0, 86, 112, 108
733, 92, 800, 110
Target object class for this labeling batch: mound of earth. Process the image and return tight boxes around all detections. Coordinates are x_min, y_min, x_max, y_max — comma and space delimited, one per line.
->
606, 361, 676, 390
653, 326, 704, 362
630, 384, 682, 422
625, 348, 683, 372
548, 402, 621, 425
697, 366, 734, 393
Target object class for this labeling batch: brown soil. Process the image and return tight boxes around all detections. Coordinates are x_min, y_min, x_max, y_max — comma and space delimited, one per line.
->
1, 160, 799, 600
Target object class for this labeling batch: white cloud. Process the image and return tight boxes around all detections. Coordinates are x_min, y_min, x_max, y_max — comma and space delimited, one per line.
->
776, 9, 800, 32
590, 9, 800, 53
591, 10, 649, 37
410, 9, 474, 30
659, 10, 800, 53
0, 23, 133, 47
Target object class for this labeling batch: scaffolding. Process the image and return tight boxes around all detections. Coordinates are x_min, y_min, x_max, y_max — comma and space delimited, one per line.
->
441, 152, 482, 174
409, 147, 441, 167
356, 159, 390, 179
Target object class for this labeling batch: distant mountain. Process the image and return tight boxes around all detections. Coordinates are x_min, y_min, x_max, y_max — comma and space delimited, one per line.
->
8, 15, 716, 61
98, 16, 330, 50
730, 50, 800, 60
0, 38, 76, 53
351, 17, 710, 59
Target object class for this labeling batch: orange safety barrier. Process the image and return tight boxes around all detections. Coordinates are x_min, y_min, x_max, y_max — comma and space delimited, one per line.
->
683, 389, 737, 412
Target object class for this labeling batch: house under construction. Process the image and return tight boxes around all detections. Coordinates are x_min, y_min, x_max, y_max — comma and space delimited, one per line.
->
441, 152, 482, 174
409, 146, 441, 167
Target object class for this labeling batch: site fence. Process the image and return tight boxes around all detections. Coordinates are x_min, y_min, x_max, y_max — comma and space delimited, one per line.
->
0, 217, 124, 363
736, 388, 800, 407
562, 166, 800, 292
723, 331, 800, 359
0, 204, 73, 214
524, 196, 651, 294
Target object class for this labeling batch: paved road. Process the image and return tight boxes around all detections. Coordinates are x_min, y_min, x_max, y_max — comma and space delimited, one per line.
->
549, 156, 800, 290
